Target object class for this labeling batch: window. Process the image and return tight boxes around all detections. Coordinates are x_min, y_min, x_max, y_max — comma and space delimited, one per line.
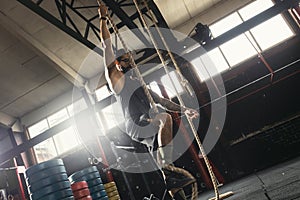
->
198, 0, 295, 79
67, 98, 87, 116
246, 16, 294, 50
33, 139, 57, 163
28, 103, 84, 163
99, 102, 125, 131
48, 109, 69, 128
238, 0, 273, 20
238, 0, 294, 51
160, 71, 184, 98
206, 48, 230, 73
95, 85, 112, 101
53, 126, 80, 154
209, 8, 258, 67
219, 35, 257, 66
149, 82, 163, 98
28, 119, 49, 138
210, 12, 242, 37
192, 47, 230, 81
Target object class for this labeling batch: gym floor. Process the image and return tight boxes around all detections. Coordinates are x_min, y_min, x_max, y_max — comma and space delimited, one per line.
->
199, 156, 300, 200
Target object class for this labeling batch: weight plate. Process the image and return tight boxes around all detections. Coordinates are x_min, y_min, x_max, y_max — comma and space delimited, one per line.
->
26, 166, 67, 184
78, 172, 101, 181
35, 189, 73, 200
68, 172, 84, 182
106, 190, 119, 198
104, 182, 116, 189
78, 195, 92, 200
28, 173, 68, 193
30, 181, 71, 200
86, 178, 102, 187
72, 171, 101, 182
91, 190, 107, 199
71, 181, 88, 192
25, 159, 64, 177
79, 166, 98, 175
89, 184, 105, 194
73, 188, 90, 199
109, 195, 120, 200
104, 186, 117, 193
69, 167, 98, 182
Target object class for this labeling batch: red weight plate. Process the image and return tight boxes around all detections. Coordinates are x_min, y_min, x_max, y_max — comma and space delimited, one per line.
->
77, 195, 92, 200
71, 181, 88, 192
73, 188, 90, 199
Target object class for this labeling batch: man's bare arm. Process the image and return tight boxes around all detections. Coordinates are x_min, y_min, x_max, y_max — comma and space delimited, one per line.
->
150, 90, 199, 119
99, 5, 114, 68
150, 90, 182, 112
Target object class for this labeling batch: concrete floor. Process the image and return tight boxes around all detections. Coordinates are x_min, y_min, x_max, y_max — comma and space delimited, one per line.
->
198, 156, 300, 200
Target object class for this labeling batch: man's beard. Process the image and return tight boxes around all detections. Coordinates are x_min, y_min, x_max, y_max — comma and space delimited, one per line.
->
121, 64, 133, 74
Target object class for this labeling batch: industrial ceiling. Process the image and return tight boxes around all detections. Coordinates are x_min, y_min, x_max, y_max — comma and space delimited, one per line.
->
1, 0, 239, 129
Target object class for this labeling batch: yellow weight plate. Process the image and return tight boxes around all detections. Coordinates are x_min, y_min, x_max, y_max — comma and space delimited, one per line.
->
104, 182, 116, 189
105, 185, 117, 193
107, 190, 119, 197
109, 194, 120, 200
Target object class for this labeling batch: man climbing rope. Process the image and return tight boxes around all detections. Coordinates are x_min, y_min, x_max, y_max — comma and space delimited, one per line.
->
98, 4, 199, 196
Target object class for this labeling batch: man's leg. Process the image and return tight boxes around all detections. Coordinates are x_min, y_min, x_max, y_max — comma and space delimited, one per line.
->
155, 113, 195, 195
157, 113, 173, 166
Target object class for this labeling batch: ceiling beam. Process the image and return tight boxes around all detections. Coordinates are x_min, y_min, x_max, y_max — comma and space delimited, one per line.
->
102, 0, 151, 46
0, 11, 87, 88
16, 0, 102, 56
0, 112, 16, 128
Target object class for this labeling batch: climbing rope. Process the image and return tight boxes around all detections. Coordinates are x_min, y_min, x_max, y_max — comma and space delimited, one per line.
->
97, 0, 217, 199
141, 0, 193, 96
164, 164, 198, 200
97, 0, 159, 113
132, 0, 203, 199
132, 0, 220, 199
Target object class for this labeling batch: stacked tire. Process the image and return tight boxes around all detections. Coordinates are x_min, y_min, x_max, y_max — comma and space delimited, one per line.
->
71, 181, 92, 200
69, 166, 108, 200
104, 182, 121, 200
25, 159, 74, 200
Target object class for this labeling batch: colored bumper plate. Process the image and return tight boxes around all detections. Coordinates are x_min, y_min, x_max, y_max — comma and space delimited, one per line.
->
25, 159, 64, 177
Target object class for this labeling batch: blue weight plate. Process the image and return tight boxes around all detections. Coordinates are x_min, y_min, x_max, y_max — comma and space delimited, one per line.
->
79, 166, 98, 175
91, 190, 107, 199
30, 181, 71, 200
25, 159, 64, 177
89, 184, 105, 194
70, 171, 101, 183
91, 192, 102, 200
68, 171, 84, 182
69, 166, 98, 182
81, 171, 101, 181
86, 178, 103, 187
28, 173, 68, 193
26, 166, 67, 185
35, 189, 73, 200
